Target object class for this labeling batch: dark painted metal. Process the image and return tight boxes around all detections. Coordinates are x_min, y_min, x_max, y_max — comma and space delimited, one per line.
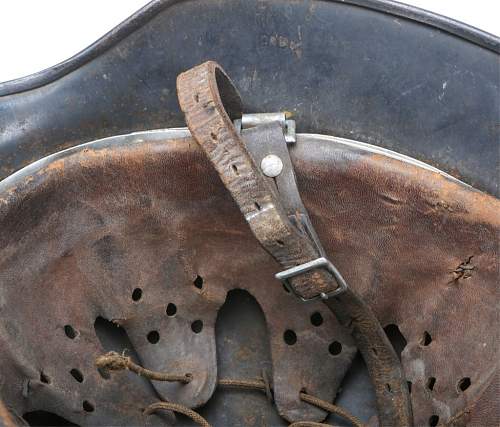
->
0, 0, 498, 195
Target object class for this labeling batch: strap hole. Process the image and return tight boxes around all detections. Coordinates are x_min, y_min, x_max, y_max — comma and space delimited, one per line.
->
310, 312, 323, 327
426, 377, 436, 391
328, 341, 342, 356
193, 275, 203, 289
191, 320, 203, 334
407, 381, 412, 394
131, 288, 142, 301
457, 377, 471, 392
39, 371, 51, 384
283, 330, 297, 345
83, 401, 95, 413
64, 325, 77, 339
420, 331, 432, 346
429, 415, 439, 426
70, 369, 84, 383
166, 303, 177, 317
147, 331, 160, 344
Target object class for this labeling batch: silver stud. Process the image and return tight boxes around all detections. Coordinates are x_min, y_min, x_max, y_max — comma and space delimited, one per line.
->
261, 154, 283, 178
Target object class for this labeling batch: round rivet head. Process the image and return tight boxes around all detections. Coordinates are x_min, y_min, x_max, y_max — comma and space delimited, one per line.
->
261, 154, 283, 177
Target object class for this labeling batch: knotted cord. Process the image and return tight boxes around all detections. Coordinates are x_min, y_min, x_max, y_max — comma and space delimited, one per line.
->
96, 351, 364, 427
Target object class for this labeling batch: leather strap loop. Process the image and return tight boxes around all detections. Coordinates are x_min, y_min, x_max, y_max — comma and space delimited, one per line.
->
177, 61, 413, 426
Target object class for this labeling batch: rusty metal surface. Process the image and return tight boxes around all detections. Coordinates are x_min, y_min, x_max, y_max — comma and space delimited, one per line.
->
0, 130, 498, 426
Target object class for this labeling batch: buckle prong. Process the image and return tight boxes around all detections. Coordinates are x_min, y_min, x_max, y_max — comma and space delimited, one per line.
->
275, 257, 349, 302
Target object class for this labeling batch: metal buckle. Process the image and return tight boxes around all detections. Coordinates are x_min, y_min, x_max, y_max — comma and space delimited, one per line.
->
275, 257, 349, 301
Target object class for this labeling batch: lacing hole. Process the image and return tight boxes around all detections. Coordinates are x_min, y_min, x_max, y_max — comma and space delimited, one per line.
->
193, 275, 203, 290
328, 341, 342, 356
70, 369, 84, 383
310, 312, 323, 326
231, 164, 239, 175
132, 288, 142, 301
420, 331, 432, 346
191, 320, 203, 334
97, 367, 110, 380
83, 401, 95, 413
147, 331, 160, 344
166, 303, 177, 317
284, 330, 297, 345
39, 371, 51, 384
429, 415, 439, 426
457, 377, 471, 392
426, 377, 436, 391
64, 325, 77, 339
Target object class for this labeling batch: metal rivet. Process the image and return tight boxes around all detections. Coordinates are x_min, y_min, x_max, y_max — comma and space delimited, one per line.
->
261, 154, 283, 177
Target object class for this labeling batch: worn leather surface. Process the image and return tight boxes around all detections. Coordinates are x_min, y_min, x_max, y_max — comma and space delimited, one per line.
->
177, 61, 412, 426
0, 131, 497, 426
0, 133, 355, 425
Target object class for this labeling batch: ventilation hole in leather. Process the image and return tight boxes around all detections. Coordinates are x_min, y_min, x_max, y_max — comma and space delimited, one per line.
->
166, 303, 177, 317
64, 325, 77, 339
147, 331, 160, 344
231, 164, 239, 175
194, 275, 203, 289
23, 410, 78, 426
429, 415, 439, 426
407, 381, 412, 393
82, 401, 95, 413
426, 377, 436, 391
421, 331, 432, 346
310, 312, 323, 326
384, 324, 407, 360
191, 320, 203, 333
284, 329, 297, 345
70, 369, 84, 383
254, 202, 262, 211
457, 377, 471, 392
131, 288, 142, 301
39, 371, 51, 384
329, 341, 342, 355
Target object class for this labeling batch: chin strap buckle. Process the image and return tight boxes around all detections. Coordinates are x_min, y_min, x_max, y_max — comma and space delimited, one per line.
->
275, 257, 349, 302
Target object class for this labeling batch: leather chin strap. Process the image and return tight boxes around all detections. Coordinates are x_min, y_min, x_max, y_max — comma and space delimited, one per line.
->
177, 61, 413, 426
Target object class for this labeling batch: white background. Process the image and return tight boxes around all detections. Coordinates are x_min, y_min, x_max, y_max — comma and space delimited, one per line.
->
0, 0, 498, 83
